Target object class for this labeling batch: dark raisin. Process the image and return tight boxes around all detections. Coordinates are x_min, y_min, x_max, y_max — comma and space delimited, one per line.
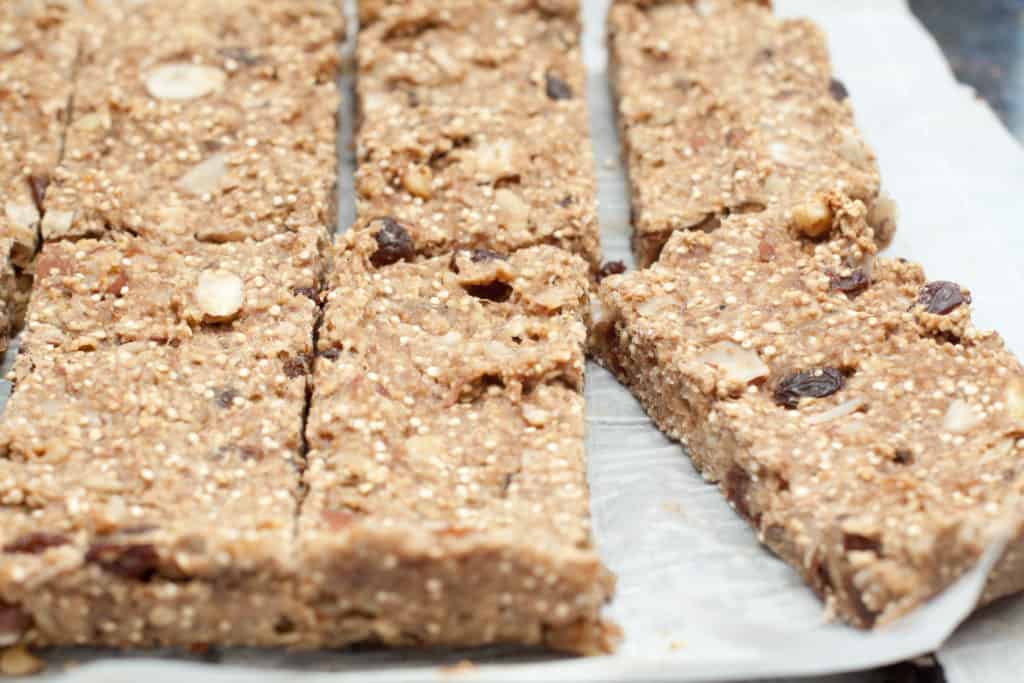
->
0, 602, 31, 640
292, 287, 319, 302
274, 616, 296, 635
319, 348, 341, 361
470, 249, 506, 263
757, 47, 775, 62
829, 78, 850, 101
724, 466, 760, 526
464, 281, 513, 303
918, 281, 968, 315
773, 368, 846, 409
214, 386, 238, 409
829, 269, 870, 297
843, 533, 881, 554
893, 449, 914, 465
3, 532, 69, 555
218, 47, 262, 66
283, 354, 310, 379
558, 195, 574, 208
86, 543, 159, 581
597, 260, 627, 281
27, 174, 50, 211
369, 217, 415, 268
545, 72, 573, 101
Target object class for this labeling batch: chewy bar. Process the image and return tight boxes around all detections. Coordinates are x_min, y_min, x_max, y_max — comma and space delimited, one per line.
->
356, 0, 585, 118
0, 340, 313, 649
298, 228, 617, 653
0, 229, 323, 647
354, 0, 601, 269
593, 196, 1024, 627
355, 106, 600, 269
607, 0, 887, 266
19, 227, 323, 365
42, 0, 341, 244
0, 1, 80, 346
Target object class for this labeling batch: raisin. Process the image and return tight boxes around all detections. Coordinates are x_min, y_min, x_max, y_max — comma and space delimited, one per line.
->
773, 368, 845, 409
829, 78, 849, 101
214, 386, 238, 409
319, 348, 341, 361
470, 249, 506, 263
597, 260, 627, 281
464, 281, 513, 303
558, 195, 574, 208
545, 72, 573, 101
273, 616, 297, 635
893, 449, 914, 465
843, 533, 881, 554
292, 286, 319, 302
829, 269, 870, 297
0, 602, 31, 640
3, 532, 69, 555
283, 354, 310, 379
27, 175, 50, 211
86, 543, 159, 581
218, 47, 262, 66
918, 281, 968, 315
369, 217, 415, 268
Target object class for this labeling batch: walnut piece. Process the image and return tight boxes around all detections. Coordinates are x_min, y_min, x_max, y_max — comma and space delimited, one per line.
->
195, 270, 244, 321
791, 196, 833, 238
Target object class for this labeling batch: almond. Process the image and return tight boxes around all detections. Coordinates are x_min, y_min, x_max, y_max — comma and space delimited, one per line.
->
177, 153, 227, 197
144, 63, 226, 101
195, 270, 244, 321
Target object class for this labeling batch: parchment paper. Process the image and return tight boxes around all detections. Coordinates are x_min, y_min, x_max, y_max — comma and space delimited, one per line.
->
10, 0, 1023, 680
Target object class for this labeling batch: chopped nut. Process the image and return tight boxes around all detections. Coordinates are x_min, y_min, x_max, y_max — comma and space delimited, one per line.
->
494, 189, 529, 232
943, 399, 984, 434
1006, 379, 1024, 426
791, 197, 833, 238
698, 341, 770, 386
144, 63, 226, 101
177, 153, 227, 196
472, 139, 521, 182
195, 270, 244, 322
4, 202, 39, 232
0, 646, 43, 676
401, 165, 433, 199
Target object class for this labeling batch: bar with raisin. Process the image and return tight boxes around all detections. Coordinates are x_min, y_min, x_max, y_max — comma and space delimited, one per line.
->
356, 0, 585, 118
298, 227, 617, 653
607, 0, 889, 266
0, 0, 79, 346
42, 0, 342, 244
592, 195, 1024, 627
354, 0, 601, 269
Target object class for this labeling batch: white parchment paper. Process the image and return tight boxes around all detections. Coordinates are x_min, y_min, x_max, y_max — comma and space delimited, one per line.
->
9, 0, 1023, 680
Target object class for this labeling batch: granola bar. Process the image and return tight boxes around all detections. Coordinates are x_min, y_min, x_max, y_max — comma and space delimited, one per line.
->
0, 340, 314, 648
0, 1, 80, 345
356, 0, 585, 118
298, 227, 617, 653
593, 196, 1024, 627
42, 0, 341, 244
607, 0, 889, 266
355, 106, 600, 268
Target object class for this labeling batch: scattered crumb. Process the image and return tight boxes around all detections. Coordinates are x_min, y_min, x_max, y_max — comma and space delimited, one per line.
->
441, 659, 478, 676
0, 645, 45, 677
669, 640, 686, 651
661, 501, 684, 516
603, 157, 618, 169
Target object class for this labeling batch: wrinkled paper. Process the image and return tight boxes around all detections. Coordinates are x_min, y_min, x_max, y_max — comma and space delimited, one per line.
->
9, 0, 1023, 680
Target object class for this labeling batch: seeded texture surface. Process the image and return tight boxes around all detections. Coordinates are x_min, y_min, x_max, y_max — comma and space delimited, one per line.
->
607, 0, 887, 266
298, 228, 617, 653
593, 198, 1024, 628
0, 0, 80, 348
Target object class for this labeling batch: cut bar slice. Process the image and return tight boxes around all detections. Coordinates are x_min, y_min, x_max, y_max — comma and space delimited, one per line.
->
0, 339, 313, 648
43, 0, 342, 243
355, 106, 600, 269
20, 228, 323, 364
593, 198, 1024, 627
0, 0, 80, 345
356, 0, 585, 118
607, 0, 886, 266
299, 228, 616, 653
